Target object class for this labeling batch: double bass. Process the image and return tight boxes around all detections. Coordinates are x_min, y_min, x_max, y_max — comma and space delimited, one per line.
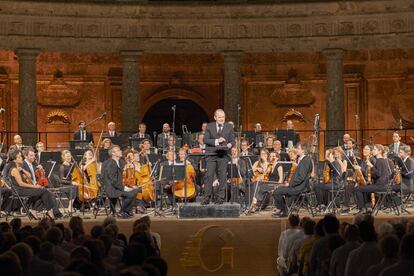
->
72, 159, 99, 202
174, 160, 197, 200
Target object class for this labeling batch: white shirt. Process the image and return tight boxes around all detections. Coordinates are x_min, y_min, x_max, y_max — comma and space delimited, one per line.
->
214, 123, 224, 146
25, 159, 36, 184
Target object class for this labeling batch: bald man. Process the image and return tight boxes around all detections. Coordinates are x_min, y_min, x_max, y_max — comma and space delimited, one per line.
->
103, 122, 120, 138
203, 109, 235, 204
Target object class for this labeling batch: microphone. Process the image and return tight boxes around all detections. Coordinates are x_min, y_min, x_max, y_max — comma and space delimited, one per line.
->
314, 113, 319, 130
237, 104, 241, 110
171, 105, 176, 111
399, 118, 403, 130
0, 108, 5, 113
99, 112, 107, 119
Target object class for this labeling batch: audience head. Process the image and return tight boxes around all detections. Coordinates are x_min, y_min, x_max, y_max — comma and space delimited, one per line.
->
359, 220, 378, 242
123, 242, 147, 266
379, 234, 400, 259
288, 214, 300, 228
323, 214, 340, 235
400, 234, 414, 259
10, 242, 33, 276
0, 251, 23, 276
343, 224, 360, 242
303, 220, 316, 236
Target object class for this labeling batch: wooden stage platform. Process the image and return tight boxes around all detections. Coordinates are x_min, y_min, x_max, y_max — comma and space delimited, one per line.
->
15, 208, 414, 276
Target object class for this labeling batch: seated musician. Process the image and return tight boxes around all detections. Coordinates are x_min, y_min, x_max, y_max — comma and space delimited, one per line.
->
254, 123, 264, 148
132, 123, 152, 141
193, 133, 206, 151
7, 149, 56, 220
164, 135, 177, 154
103, 122, 120, 138
254, 151, 284, 210
139, 139, 152, 157
79, 149, 100, 201
250, 149, 269, 208
199, 122, 208, 135
315, 148, 347, 206
102, 145, 140, 218
157, 123, 174, 150
9, 135, 23, 151
74, 121, 94, 143
389, 131, 405, 162
228, 147, 248, 203
341, 133, 352, 151
272, 143, 313, 218
22, 148, 63, 218
240, 139, 253, 156
159, 150, 177, 204
35, 142, 45, 161
272, 140, 290, 161
354, 144, 392, 213
101, 138, 112, 150
265, 137, 274, 152
59, 150, 80, 213
398, 145, 414, 194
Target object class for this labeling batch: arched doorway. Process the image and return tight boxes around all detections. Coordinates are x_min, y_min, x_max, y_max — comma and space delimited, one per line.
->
142, 99, 209, 137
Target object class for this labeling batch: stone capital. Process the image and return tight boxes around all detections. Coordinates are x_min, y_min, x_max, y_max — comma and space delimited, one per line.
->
120, 50, 143, 62
15, 48, 41, 60
222, 50, 243, 63
322, 48, 345, 61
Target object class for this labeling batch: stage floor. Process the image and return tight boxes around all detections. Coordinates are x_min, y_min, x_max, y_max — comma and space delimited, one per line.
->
10, 208, 414, 276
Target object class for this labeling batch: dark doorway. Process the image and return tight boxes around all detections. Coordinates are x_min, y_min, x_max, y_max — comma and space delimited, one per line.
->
142, 99, 209, 137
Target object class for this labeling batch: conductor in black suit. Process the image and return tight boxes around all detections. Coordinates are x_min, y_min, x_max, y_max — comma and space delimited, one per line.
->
73, 121, 94, 143
203, 109, 235, 204
102, 145, 141, 218
272, 143, 313, 217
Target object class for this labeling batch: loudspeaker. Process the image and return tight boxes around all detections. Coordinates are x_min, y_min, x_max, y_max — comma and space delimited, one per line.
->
177, 202, 240, 219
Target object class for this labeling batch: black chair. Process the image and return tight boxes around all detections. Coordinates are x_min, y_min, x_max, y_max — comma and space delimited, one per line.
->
373, 184, 401, 216
2, 177, 34, 221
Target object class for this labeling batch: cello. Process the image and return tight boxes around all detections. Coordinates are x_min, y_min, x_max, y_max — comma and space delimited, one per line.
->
135, 146, 155, 202
174, 160, 197, 200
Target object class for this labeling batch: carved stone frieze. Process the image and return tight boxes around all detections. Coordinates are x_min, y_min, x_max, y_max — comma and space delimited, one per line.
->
0, 1, 412, 53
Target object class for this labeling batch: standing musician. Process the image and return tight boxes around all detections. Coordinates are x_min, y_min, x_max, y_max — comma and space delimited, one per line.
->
203, 109, 235, 205
272, 143, 313, 218
354, 144, 391, 213
398, 145, 414, 194
74, 121, 94, 143
7, 150, 56, 220
102, 145, 140, 218
59, 150, 80, 213
132, 123, 152, 141
157, 123, 174, 150
103, 122, 120, 138
389, 131, 405, 162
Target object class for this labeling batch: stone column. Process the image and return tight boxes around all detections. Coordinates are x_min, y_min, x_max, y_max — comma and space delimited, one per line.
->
16, 48, 40, 147
223, 51, 242, 127
120, 50, 142, 134
322, 48, 345, 147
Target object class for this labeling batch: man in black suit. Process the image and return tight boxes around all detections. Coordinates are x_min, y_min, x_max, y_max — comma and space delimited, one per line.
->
157, 123, 175, 150
203, 109, 235, 204
277, 120, 300, 149
272, 143, 313, 217
102, 122, 121, 138
389, 131, 406, 162
132, 123, 152, 140
102, 145, 142, 218
73, 121, 94, 143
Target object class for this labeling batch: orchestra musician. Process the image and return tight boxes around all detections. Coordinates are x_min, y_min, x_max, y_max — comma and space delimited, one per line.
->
9, 135, 23, 151
159, 149, 177, 204
59, 150, 80, 213
254, 123, 264, 148
198, 122, 208, 136
272, 139, 290, 173
240, 139, 253, 156
264, 136, 274, 152
101, 138, 112, 150
132, 123, 152, 141
228, 147, 248, 203
157, 123, 174, 150
272, 143, 313, 218
102, 145, 140, 218
388, 131, 406, 162
102, 122, 120, 138
203, 109, 235, 205
7, 149, 56, 220
279, 120, 300, 149
341, 133, 352, 151
354, 144, 391, 213
74, 121, 94, 143
164, 136, 177, 154
398, 145, 414, 194
193, 133, 206, 151
35, 142, 45, 162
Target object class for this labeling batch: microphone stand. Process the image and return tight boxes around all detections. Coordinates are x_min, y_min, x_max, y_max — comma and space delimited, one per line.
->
171, 105, 177, 213
84, 112, 106, 129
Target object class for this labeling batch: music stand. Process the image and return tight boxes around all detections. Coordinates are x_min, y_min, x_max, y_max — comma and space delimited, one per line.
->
159, 164, 186, 212
240, 155, 256, 214
129, 137, 145, 150
227, 163, 243, 204
98, 149, 110, 163
70, 140, 90, 150
106, 136, 123, 147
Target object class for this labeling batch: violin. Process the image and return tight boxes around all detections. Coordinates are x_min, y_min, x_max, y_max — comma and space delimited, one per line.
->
287, 162, 297, 183
394, 166, 401, 185
323, 163, 331, 184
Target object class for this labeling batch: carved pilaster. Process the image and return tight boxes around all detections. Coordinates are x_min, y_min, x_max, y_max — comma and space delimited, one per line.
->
120, 50, 142, 134
322, 48, 345, 147
223, 51, 242, 126
16, 48, 40, 146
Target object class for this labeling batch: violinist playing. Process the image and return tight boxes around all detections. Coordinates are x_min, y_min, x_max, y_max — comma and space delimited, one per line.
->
8, 149, 57, 220
314, 148, 347, 206
254, 151, 284, 211
250, 148, 269, 210
59, 150, 80, 213
22, 148, 63, 218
